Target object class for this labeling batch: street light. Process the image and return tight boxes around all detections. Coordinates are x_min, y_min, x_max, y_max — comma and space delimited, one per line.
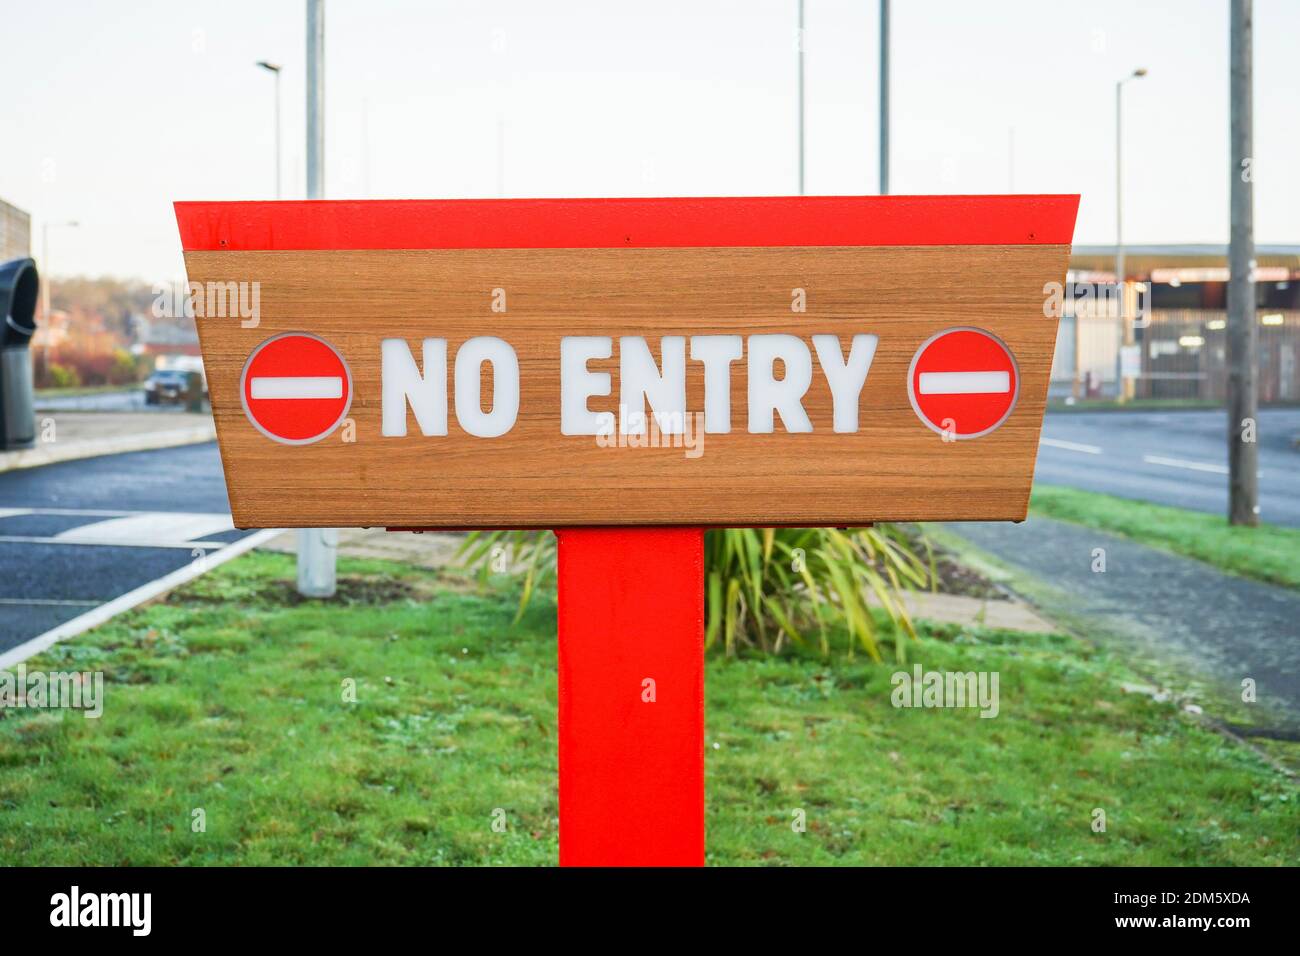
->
256, 60, 282, 199
1116, 67, 1146, 402
797, 0, 805, 195
38, 219, 78, 380
1115, 68, 1147, 294
40, 220, 78, 325
880, 0, 889, 195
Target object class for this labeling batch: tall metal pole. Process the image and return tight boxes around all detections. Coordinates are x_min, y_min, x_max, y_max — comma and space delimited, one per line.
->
39, 220, 77, 330
306, 0, 324, 200
273, 68, 282, 200
1115, 68, 1146, 402
1115, 80, 1123, 295
1115, 79, 1125, 402
1228, 0, 1258, 525
797, 0, 805, 195
1007, 127, 1014, 192
257, 62, 283, 199
496, 111, 505, 198
362, 96, 371, 196
879, 0, 889, 194
1115, 69, 1149, 294
1118, 68, 1149, 293
39, 224, 50, 384
299, 0, 338, 596
41, 224, 50, 327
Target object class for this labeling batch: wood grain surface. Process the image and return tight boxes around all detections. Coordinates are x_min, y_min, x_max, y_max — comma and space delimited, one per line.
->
183, 243, 1069, 528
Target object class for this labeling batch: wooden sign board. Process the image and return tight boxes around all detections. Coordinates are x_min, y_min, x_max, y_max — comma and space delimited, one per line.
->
175, 196, 1078, 529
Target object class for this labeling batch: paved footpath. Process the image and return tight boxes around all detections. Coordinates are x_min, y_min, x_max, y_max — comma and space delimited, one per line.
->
944, 517, 1300, 734
0, 411, 214, 473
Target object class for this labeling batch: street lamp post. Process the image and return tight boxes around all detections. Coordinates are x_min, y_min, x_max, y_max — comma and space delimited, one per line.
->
1115, 67, 1146, 401
256, 61, 283, 199
38, 220, 79, 378
797, 0, 805, 195
879, 0, 889, 195
307, 0, 324, 201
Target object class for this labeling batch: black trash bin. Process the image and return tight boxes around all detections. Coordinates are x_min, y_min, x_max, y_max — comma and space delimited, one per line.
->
0, 257, 40, 450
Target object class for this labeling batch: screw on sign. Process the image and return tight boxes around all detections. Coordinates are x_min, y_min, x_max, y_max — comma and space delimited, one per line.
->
240, 332, 353, 444
907, 327, 1020, 439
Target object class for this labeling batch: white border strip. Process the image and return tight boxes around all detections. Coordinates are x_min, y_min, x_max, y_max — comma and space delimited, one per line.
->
0, 528, 284, 671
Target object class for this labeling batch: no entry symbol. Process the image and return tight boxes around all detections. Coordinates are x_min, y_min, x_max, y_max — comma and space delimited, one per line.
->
907, 327, 1019, 439
240, 332, 353, 444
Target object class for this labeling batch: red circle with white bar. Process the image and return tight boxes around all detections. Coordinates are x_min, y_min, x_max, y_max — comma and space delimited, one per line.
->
240, 332, 352, 445
907, 327, 1019, 439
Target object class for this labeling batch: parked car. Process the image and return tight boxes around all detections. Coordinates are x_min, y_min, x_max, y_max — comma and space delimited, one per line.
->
143, 369, 197, 405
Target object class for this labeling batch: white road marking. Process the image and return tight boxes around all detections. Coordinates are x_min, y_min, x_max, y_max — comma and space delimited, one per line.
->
250, 375, 343, 399
1041, 437, 1103, 455
1142, 454, 1229, 475
917, 371, 1010, 395
0, 528, 284, 671
0, 511, 236, 549
0, 535, 228, 551
54, 512, 235, 548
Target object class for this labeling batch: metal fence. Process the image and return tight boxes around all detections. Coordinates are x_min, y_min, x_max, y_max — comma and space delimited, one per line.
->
1049, 309, 1300, 403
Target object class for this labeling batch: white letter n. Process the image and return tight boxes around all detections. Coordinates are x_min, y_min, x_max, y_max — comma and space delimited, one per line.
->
382, 338, 447, 436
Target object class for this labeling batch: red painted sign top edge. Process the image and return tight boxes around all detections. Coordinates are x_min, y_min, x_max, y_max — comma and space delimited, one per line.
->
174, 195, 1080, 252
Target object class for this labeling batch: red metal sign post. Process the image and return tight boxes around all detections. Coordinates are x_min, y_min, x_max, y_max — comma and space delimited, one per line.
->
556, 528, 705, 866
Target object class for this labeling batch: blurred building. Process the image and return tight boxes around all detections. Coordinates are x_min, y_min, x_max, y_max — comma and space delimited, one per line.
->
1053, 244, 1300, 404
0, 198, 31, 261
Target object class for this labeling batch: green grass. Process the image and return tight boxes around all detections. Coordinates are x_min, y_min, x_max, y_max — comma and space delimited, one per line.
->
1030, 485, 1300, 590
0, 551, 1295, 866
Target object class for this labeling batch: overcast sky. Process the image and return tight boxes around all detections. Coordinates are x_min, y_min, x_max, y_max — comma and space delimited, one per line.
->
3, 0, 1297, 282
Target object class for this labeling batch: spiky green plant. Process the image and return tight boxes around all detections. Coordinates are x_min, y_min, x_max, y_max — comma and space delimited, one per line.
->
458, 526, 933, 662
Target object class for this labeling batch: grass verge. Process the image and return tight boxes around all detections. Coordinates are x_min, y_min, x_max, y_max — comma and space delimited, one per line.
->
1031, 485, 1300, 590
0, 551, 1294, 865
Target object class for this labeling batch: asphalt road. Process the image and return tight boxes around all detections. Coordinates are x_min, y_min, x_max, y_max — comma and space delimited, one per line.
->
1037, 408, 1300, 527
0, 442, 253, 653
